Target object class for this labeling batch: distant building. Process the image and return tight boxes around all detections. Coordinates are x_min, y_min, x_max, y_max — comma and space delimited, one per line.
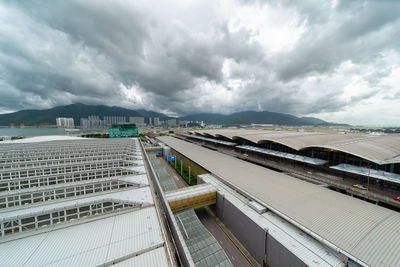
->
109, 124, 139, 138
104, 116, 126, 126
179, 120, 190, 128
129, 117, 146, 127
56, 117, 74, 128
88, 115, 100, 121
80, 116, 105, 128
148, 117, 152, 126
166, 119, 177, 127
154, 117, 160, 126
80, 118, 89, 128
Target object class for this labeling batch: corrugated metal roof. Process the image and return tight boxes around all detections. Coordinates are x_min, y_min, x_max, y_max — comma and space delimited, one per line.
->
237, 145, 328, 165
0, 187, 154, 221
199, 174, 346, 267
114, 247, 169, 267
0, 135, 87, 144
118, 174, 149, 186
198, 129, 400, 164
159, 136, 400, 267
330, 164, 400, 184
0, 207, 166, 266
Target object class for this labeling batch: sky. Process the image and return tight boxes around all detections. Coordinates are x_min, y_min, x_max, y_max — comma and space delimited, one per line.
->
0, 0, 400, 125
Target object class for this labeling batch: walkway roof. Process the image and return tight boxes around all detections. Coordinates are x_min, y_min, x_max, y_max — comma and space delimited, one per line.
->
159, 136, 400, 267
196, 129, 400, 164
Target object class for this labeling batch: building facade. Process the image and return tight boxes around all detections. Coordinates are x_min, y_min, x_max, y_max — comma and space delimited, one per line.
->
104, 116, 126, 126
56, 117, 74, 128
154, 117, 160, 126
109, 124, 139, 138
166, 119, 177, 127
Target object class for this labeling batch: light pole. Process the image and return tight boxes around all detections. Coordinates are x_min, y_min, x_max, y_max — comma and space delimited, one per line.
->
189, 166, 191, 185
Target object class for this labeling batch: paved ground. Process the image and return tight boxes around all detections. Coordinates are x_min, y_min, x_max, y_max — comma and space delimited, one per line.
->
196, 207, 258, 267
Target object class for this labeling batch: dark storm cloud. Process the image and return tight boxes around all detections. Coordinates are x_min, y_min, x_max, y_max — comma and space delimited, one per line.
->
0, 0, 399, 123
275, 1, 400, 81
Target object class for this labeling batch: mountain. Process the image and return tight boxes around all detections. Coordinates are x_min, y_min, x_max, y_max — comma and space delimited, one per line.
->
0, 103, 169, 126
225, 111, 307, 125
135, 109, 169, 119
0, 103, 343, 126
179, 111, 342, 126
179, 113, 228, 125
300, 117, 329, 125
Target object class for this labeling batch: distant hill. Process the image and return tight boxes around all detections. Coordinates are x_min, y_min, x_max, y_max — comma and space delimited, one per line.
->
179, 113, 229, 125
0, 103, 169, 126
135, 109, 169, 119
0, 103, 345, 126
179, 111, 344, 126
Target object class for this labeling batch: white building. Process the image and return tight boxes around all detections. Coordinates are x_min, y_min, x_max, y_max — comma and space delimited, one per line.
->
80, 116, 105, 128
166, 119, 177, 127
56, 117, 74, 128
154, 117, 160, 126
148, 117, 153, 126
129, 117, 144, 124
129, 117, 146, 127
104, 116, 126, 126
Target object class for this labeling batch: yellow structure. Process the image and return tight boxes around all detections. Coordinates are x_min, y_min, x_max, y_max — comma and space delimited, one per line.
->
165, 184, 217, 212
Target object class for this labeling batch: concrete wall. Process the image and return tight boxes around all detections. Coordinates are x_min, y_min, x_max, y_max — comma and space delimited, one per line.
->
212, 192, 308, 267
267, 235, 308, 267
213, 192, 267, 264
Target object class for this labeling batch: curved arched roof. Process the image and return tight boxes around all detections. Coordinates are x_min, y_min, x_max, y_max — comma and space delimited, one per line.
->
196, 129, 400, 165
159, 136, 400, 266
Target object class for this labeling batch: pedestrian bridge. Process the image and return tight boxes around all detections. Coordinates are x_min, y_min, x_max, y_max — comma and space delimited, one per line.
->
165, 183, 217, 212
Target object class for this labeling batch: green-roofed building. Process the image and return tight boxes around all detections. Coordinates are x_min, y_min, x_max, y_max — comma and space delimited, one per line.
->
109, 124, 139, 138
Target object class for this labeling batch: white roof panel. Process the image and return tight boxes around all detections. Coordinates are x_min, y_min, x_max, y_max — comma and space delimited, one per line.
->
0, 208, 166, 267
114, 247, 169, 267
0, 187, 154, 221
0, 135, 87, 144
118, 174, 149, 186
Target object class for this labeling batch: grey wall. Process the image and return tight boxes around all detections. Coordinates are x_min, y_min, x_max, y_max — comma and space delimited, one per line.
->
267, 235, 308, 267
212, 192, 308, 267
213, 192, 267, 264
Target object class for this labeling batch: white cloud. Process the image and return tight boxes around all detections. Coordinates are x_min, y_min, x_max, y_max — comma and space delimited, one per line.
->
0, 0, 400, 125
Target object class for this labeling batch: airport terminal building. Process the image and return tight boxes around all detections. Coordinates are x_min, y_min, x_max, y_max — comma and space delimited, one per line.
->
1, 130, 400, 267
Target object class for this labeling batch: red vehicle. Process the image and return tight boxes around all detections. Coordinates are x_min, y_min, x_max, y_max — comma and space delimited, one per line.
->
393, 196, 400, 201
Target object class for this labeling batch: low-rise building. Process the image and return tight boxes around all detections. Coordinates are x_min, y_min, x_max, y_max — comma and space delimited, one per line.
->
109, 124, 139, 137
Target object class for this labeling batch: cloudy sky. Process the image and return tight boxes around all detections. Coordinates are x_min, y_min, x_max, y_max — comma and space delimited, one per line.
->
1, 0, 400, 125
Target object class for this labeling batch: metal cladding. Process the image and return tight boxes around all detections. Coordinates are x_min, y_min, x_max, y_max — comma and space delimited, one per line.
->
0, 137, 172, 266
197, 129, 400, 165
159, 136, 400, 267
